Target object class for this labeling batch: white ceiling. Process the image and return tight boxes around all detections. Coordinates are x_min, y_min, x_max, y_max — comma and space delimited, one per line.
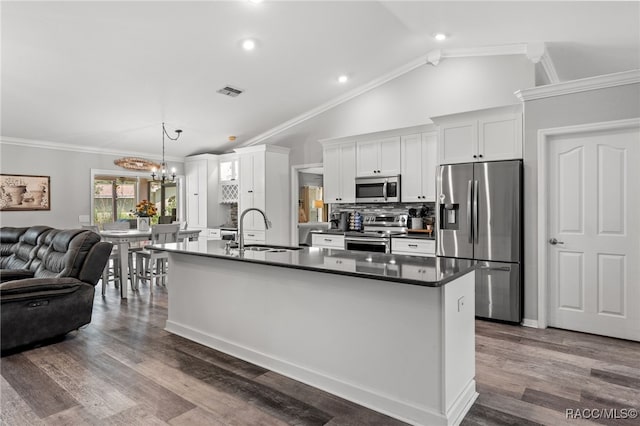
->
2, 1, 638, 158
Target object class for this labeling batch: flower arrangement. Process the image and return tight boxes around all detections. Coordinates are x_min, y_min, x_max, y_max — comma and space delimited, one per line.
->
132, 199, 157, 217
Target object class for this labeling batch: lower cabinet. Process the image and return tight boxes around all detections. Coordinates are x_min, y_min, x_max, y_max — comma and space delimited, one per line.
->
208, 228, 222, 240
311, 234, 345, 250
243, 230, 266, 244
391, 238, 436, 257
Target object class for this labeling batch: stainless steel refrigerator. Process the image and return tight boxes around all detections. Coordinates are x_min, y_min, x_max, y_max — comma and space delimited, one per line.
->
436, 160, 523, 323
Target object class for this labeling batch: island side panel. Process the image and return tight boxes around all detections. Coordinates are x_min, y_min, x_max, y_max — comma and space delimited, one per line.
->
442, 271, 477, 425
166, 252, 450, 425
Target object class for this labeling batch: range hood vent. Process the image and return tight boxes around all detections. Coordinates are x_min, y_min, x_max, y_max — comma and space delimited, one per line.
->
217, 86, 244, 97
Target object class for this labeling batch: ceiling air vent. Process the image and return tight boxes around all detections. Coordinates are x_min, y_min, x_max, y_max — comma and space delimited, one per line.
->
217, 85, 244, 97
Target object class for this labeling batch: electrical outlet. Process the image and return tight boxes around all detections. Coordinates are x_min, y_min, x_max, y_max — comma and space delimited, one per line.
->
458, 296, 465, 312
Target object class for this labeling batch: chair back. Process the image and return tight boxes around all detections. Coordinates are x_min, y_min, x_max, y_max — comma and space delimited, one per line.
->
103, 222, 129, 231
82, 225, 100, 233
151, 224, 180, 244
172, 221, 188, 230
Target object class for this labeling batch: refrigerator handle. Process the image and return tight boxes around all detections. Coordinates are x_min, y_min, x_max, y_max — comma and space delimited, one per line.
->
473, 180, 479, 244
467, 180, 473, 243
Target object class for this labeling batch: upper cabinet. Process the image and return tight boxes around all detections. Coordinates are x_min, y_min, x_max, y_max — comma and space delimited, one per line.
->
322, 141, 356, 204
432, 104, 523, 165
185, 154, 219, 229
401, 132, 437, 202
356, 136, 401, 177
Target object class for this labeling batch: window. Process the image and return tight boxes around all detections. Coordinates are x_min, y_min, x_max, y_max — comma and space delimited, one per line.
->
93, 177, 137, 225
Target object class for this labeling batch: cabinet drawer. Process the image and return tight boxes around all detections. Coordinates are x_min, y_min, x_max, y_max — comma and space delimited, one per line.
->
391, 238, 436, 257
243, 230, 265, 243
311, 234, 345, 249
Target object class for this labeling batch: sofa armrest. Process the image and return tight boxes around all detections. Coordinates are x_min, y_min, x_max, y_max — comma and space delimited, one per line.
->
0, 269, 35, 283
0, 277, 89, 302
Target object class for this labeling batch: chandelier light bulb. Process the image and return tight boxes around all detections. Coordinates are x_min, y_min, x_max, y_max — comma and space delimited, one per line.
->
434, 33, 447, 41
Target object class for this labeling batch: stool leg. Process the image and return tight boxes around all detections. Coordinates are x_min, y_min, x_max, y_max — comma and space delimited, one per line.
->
128, 253, 135, 285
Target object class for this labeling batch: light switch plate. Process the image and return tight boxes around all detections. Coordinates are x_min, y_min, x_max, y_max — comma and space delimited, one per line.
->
458, 296, 465, 312
78, 215, 90, 224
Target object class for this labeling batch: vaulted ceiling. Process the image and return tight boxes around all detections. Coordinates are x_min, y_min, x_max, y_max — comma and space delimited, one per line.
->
2, 1, 638, 158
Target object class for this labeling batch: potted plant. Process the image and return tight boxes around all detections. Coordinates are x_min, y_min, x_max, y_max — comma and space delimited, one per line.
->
131, 199, 157, 231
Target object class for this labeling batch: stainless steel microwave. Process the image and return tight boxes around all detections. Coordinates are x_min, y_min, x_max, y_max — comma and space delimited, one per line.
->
355, 175, 400, 203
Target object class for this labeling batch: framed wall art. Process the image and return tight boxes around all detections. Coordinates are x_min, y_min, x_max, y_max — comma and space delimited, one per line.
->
0, 174, 50, 211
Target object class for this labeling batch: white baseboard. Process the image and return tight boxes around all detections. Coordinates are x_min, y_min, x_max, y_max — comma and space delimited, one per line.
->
521, 318, 540, 328
166, 320, 475, 426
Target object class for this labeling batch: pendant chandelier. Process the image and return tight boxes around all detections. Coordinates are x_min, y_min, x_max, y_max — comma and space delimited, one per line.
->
151, 122, 182, 182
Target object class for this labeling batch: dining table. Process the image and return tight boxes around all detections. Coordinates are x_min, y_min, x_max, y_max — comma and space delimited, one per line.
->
100, 228, 202, 299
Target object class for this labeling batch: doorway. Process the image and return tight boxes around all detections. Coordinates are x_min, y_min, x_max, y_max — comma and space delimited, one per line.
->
290, 163, 329, 246
539, 119, 640, 341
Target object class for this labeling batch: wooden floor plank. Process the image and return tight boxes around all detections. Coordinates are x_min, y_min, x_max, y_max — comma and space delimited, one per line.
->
0, 353, 79, 418
2, 283, 639, 426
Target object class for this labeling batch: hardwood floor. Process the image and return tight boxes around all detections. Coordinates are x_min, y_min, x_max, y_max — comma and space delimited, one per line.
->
2, 282, 639, 425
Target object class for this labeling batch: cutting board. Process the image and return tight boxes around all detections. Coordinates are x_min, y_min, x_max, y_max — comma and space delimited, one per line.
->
408, 229, 433, 234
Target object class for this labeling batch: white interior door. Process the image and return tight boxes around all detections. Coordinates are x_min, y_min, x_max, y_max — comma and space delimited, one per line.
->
547, 126, 640, 341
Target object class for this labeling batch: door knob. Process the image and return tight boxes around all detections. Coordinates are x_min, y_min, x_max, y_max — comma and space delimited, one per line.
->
549, 238, 565, 245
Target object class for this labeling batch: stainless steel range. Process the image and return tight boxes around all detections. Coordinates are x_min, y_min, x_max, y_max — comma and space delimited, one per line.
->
344, 214, 408, 253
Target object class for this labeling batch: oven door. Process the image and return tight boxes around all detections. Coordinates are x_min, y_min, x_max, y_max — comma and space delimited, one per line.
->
344, 237, 389, 253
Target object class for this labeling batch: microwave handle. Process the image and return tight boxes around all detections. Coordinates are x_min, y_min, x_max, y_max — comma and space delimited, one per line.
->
383, 179, 388, 201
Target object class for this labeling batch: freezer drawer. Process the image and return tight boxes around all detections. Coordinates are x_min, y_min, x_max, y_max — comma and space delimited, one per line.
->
475, 261, 521, 323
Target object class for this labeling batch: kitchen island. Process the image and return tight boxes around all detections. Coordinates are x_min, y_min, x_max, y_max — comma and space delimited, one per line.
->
152, 240, 477, 426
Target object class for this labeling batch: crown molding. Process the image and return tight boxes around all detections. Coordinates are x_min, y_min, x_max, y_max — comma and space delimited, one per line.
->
0, 136, 185, 162
526, 42, 559, 84
240, 55, 428, 148
515, 69, 640, 102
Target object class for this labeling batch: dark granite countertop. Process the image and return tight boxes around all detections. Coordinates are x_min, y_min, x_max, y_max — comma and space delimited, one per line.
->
392, 233, 436, 240
150, 240, 475, 287
309, 229, 347, 235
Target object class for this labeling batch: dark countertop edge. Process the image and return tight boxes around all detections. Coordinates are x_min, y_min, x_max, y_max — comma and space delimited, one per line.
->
309, 230, 346, 235
150, 245, 477, 288
392, 234, 436, 240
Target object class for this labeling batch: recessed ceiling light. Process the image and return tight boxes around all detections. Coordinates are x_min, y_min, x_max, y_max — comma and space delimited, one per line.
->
248, 0, 263, 3
434, 33, 447, 41
338, 75, 348, 83
242, 39, 256, 51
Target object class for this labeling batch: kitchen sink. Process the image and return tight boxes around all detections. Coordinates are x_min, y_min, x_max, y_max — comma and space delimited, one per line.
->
244, 244, 303, 252
244, 246, 271, 251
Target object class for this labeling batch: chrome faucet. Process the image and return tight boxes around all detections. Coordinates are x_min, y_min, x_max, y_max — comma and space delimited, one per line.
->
238, 207, 272, 253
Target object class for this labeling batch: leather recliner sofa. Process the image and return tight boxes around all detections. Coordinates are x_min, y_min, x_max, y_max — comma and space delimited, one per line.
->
0, 226, 112, 353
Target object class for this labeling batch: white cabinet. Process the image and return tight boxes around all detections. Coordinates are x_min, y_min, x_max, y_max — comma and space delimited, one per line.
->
185, 154, 219, 229
401, 132, 437, 202
391, 238, 436, 257
322, 141, 356, 204
356, 136, 401, 177
432, 104, 522, 165
311, 234, 345, 249
235, 145, 290, 246
208, 228, 222, 240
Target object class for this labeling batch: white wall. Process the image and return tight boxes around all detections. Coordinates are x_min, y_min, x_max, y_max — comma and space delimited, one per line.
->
0, 143, 184, 228
522, 82, 640, 321
268, 55, 535, 165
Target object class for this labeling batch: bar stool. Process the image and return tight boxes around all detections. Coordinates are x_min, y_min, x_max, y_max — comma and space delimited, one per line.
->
135, 224, 179, 293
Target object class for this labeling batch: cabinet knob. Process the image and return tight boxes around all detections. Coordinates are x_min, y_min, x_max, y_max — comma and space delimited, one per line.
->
478, 154, 484, 158
473, 155, 477, 159
248, 190, 253, 193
